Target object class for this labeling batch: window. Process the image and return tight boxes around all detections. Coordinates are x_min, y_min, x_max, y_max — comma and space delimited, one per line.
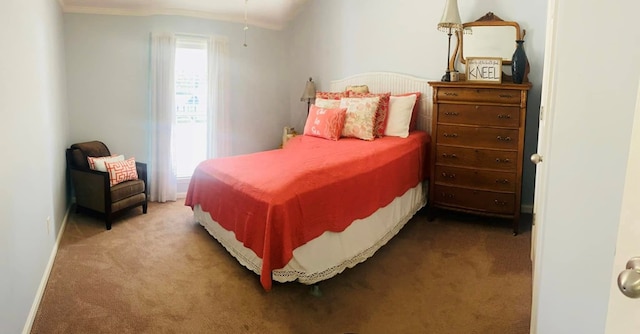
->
174, 37, 208, 179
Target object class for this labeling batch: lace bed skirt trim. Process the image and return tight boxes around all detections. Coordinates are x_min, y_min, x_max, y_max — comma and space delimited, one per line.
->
194, 182, 426, 285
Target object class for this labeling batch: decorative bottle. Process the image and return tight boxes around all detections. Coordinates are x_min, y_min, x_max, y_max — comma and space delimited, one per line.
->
511, 40, 528, 84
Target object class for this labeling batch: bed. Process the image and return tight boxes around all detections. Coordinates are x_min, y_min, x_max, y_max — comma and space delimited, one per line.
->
185, 72, 434, 290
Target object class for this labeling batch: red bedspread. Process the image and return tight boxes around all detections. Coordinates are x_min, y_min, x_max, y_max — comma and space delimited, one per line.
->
185, 131, 431, 290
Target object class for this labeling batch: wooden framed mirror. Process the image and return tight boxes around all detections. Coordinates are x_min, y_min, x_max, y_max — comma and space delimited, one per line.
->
456, 12, 523, 65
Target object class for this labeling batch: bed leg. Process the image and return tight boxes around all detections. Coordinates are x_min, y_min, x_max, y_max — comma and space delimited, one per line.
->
310, 284, 322, 297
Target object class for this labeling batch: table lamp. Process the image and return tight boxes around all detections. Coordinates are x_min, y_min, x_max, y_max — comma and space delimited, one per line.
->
438, 0, 462, 82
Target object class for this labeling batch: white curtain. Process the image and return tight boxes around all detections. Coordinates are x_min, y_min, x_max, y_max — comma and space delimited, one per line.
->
207, 36, 231, 158
149, 33, 178, 202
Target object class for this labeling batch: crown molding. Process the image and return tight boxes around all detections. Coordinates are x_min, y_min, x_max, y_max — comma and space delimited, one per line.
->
60, 4, 287, 30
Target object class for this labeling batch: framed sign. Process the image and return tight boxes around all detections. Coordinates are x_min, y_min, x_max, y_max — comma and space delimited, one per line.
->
466, 57, 503, 83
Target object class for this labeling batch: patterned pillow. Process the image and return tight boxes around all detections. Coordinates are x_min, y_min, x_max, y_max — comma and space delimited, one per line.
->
315, 91, 347, 100
339, 97, 380, 141
303, 105, 348, 141
104, 157, 138, 186
314, 98, 341, 109
345, 85, 369, 94
87, 155, 124, 172
385, 94, 417, 138
348, 91, 391, 138
392, 92, 422, 131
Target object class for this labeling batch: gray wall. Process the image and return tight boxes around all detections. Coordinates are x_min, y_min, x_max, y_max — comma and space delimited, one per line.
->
0, 0, 69, 332
64, 14, 290, 158
286, 0, 547, 209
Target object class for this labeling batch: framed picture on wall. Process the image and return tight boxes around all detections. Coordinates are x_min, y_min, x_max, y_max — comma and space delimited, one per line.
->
466, 57, 502, 83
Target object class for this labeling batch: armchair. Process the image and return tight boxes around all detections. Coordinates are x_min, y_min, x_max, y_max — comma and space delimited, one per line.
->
66, 141, 148, 230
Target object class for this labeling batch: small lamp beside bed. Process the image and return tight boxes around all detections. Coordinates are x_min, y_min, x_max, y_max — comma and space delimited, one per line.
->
300, 77, 316, 114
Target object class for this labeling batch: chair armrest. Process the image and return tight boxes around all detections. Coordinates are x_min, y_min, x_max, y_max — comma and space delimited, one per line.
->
136, 162, 148, 194
69, 167, 110, 213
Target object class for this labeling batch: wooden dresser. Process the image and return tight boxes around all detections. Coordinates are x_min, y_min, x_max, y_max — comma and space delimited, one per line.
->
428, 81, 531, 234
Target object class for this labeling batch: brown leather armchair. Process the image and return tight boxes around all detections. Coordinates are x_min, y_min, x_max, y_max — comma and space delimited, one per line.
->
66, 141, 148, 230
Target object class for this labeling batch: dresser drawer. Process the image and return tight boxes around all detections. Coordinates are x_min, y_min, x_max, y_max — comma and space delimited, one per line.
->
439, 104, 519, 127
434, 165, 517, 192
437, 125, 519, 149
436, 145, 517, 170
433, 185, 515, 214
437, 87, 521, 104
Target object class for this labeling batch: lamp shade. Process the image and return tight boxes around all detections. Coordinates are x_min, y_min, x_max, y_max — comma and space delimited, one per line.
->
300, 77, 316, 101
437, 0, 462, 32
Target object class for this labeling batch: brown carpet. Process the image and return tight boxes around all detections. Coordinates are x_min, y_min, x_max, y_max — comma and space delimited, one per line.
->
31, 201, 532, 334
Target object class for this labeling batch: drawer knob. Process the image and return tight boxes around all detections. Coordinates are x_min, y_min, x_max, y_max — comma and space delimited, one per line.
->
441, 192, 455, 199
444, 133, 459, 138
497, 114, 512, 119
444, 111, 459, 116
494, 199, 507, 206
495, 158, 511, 163
496, 136, 512, 141
496, 179, 510, 184
442, 153, 458, 159
442, 172, 456, 179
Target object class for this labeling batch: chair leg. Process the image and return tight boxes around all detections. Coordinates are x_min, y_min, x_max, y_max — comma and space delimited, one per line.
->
142, 202, 148, 214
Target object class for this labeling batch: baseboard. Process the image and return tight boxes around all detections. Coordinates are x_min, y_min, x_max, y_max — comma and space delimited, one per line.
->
521, 204, 533, 214
22, 205, 71, 334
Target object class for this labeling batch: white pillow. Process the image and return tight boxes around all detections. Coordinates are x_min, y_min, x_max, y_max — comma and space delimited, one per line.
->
88, 155, 125, 172
385, 94, 417, 138
314, 98, 341, 109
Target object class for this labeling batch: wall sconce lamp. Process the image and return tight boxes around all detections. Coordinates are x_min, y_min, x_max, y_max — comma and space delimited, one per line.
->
438, 0, 462, 82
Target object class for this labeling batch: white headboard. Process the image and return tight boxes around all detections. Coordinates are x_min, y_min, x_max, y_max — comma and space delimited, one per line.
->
330, 72, 434, 133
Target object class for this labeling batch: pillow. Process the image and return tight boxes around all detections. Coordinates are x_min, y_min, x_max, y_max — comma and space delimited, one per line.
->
339, 97, 380, 141
385, 94, 417, 138
87, 154, 124, 172
104, 157, 138, 186
393, 92, 422, 131
315, 91, 347, 100
347, 91, 391, 138
345, 85, 369, 94
314, 98, 341, 109
303, 105, 348, 141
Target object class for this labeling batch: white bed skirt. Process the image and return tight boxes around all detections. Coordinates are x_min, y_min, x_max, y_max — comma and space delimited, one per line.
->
193, 182, 427, 285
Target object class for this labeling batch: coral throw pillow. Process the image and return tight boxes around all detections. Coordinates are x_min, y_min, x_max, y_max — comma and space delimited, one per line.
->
339, 97, 380, 141
348, 91, 391, 138
304, 105, 348, 141
315, 91, 347, 100
104, 157, 139, 186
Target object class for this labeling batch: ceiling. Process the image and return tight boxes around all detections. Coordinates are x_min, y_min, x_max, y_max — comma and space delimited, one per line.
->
59, 0, 309, 30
